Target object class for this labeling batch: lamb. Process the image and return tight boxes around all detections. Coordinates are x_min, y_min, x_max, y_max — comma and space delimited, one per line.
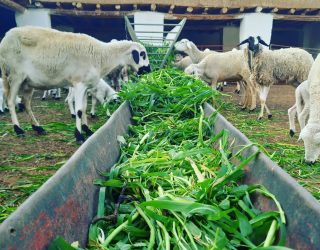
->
288, 80, 310, 137
0, 78, 23, 114
103, 65, 129, 92
183, 49, 257, 111
239, 36, 314, 119
173, 53, 192, 71
66, 79, 118, 118
299, 54, 320, 164
0, 26, 150, 143
42, 88, 61, 100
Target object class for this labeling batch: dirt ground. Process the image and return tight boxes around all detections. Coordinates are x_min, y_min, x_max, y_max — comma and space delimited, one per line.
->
0, 90, 108, 222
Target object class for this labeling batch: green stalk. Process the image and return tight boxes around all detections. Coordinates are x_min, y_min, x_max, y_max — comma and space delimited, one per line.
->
102, 211, 139, 247
172, 211, 198, 250
157, 221, 171, 250
263, 220, 277, 247
135, 204, 156, 250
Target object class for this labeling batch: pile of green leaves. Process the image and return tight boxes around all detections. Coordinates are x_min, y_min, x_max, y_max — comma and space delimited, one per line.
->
143, 42, 175, 70
51, 69, 288, 249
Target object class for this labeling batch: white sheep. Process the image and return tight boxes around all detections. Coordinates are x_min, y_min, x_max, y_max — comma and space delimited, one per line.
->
66, 79, 118, 118
184, 49, 257, 111
174, 39, 215, 63
288, 80, 310, 137
0, 26, 150, 143
0, 78, 23, 114
299, 54, 320, 164
239, 36, 314, 119
42, 88, 61, 100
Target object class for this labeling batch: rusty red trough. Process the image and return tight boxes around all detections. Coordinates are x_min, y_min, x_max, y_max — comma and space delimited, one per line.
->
0, 101, 319, 249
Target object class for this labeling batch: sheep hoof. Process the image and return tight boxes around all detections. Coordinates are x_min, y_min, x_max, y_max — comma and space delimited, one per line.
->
32, 125, 47, 135
220, 87, 224, 92
14, 125, 25, 135
249, 108, 256, 113
90, 114, 97, 119
257, 116, 263, 121
75, 129, 85, 144
18, 103, 25, 112
71, 114, 76, 119
241, 107, 246, 111
41, 97, 46, 101
4, 108, 9, 112
82, 124, 94, 137
268, 114, 273, 119
55, 97, 61, 100
235, 90, 241, 94
0, 110, 4, 115
289, 130, 295, 137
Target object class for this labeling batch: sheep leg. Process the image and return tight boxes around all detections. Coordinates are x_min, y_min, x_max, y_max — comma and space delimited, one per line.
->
90, 95, 97, 118
235, 82, 241, 94
239, 81, 246, 106
258, 85, 271, 120
66, 88, 76, 118
298, 105, 309, 131
73, 83, 87, 143
42, 90, 47, 100
249, 83, 257, 111
0, 91, 4, 114
55, 88, 61, 100
7, 76, 24, 135
288, 104, 297, 137
23, 87, 46, 135
81, 91, 94, 137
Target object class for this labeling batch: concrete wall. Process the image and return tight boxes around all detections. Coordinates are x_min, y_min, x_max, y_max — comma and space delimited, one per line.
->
239, 13, 273, 47
15, 9, 51, 27
223, 26, 239, 51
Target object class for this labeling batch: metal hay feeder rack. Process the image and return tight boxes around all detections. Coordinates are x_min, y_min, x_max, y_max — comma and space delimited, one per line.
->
124, 16, 186, 70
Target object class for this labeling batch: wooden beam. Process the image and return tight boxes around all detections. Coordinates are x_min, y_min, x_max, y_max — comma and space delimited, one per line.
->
186, 6, 193, 13
56, 2, 61, 7
133, 4, 137, 10
0, 0, 25, 12
301, 8, 311, 15
150, 3, 156, 11
239, 7, 245, 12
39, 0, 320, 9
34, 1, 43, 7
271, 7, 278, 13
75, 2, 82, 8
255, 6, 263, 12
202, 7, 208, 14
95, 3, 100, 9
50, 9, 320, 22
289, 8, 296, 14
168, 4, 174, 14
220, 7, 228, 14
115, 4, 120, 10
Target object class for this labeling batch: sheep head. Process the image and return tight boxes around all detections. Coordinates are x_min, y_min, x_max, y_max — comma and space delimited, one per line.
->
299, 122, 320, 164
174, 39, 193, 53
127, 43, 151, 75
238, 36, 269, 56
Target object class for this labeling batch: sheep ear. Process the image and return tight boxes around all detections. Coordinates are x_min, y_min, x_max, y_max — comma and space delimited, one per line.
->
257, 37, 269, 47
132, 50, 140, 64
237, 38, 249, 46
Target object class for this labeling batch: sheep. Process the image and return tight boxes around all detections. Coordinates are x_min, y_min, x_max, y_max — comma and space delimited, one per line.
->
288, 80, 310, 137
66, 79, 118, 118
239, 36, 314, 119
0, 26, 150, 143
42, 88, 61, 100
174, 39, 215, 63
183, 49, 257, 111
299, 54, 320, 164
103, 65, 129, 92
173, 53, 192, 71
0, 78, 23, 114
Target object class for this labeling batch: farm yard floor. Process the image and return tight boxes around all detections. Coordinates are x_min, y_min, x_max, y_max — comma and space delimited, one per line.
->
219, 84, 320, 200
0, 90, 114, 223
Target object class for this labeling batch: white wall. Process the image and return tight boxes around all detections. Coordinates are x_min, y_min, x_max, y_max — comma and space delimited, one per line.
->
223, 26, 239, 51
134, 11, 164, 45
239, 13, 273, 48
15, 9, 51, 28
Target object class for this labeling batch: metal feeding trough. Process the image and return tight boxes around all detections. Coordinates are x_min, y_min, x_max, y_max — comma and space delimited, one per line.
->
0, 102, 320, 250
124, 16, 186, 70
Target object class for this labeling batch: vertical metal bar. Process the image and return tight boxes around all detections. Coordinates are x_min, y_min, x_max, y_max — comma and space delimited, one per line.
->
160, 18, 187, 69
124, 16, 139, 42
